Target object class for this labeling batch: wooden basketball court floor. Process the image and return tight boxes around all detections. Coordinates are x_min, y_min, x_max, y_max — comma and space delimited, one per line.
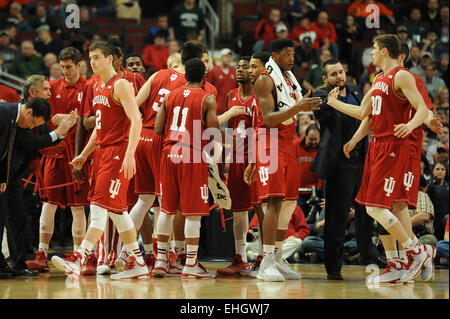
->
0, 262, 448, 299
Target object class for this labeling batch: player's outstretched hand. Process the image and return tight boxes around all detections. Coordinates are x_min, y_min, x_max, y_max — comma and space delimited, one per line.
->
393, 123, 413, 138
229, 105, 246, 118
69, 154, 87, 171
295, 90, 322, 112
120, 153, 136, 180
327, 87, 339, 105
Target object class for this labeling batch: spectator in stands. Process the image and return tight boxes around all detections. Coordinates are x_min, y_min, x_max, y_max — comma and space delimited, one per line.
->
409, 176, 438, 246
206, 48, 238, 115
436, 216, 448, 266
274, 23, 290, 40
0, 29, 17, 73
11, 40, 45, 79
168, 39, 180, 55
422, 62, 446, 98
247, 205, 310, 262
423, 0, 442, 35
396, 25, 413, 50
433, 85, 449, 110
296, 113, 312, 138
0, 2, 33, 32
169, 0, 205, 44
287, 0, 316, 26
421, 153, 432, 184
4, 24, 17, 49
311, 11, 339, 59
294, 123, 323, 215
124, 53, 146, 78
48, 62, 62, 81
427, 161, 449, 240
34, 25, 64, 57
252, 8, 282, 52
290, 15, 321, 49
421, 30, 448, 62
405, 45, 422, 76
438, 6, 449, 44
43, 52, 57, 76
115, 0, 142, 24
336, 14, 362, 65
78, 6, 99, 42
294, 36, 319, 71
302, 48, 331, 93
427, 123, 449, 165
437, 52, 449, 88
347, 0, 395, 25
149, 14, 170, 42
402, 7, 431, 44
141, 30, 169, 74
29, 3, 61, 33
79, 59, 91, 79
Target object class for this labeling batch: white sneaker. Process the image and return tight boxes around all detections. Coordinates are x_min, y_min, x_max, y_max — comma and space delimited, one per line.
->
182, 260, 215, 279
256, 254, 285, 282
421, 244, 436, 281
275, 257, 301, 280
51, 252, 83, 276
152, 258, 168, 277
400, 245, 429, 283
115, 250, 130, 271
97, 264, 111, 275
167, 254, 184, 277
367, 261, 404, 285
110, 256, 150, 280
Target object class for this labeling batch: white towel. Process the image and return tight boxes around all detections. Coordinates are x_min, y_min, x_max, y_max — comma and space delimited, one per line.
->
265, 56, 303, 124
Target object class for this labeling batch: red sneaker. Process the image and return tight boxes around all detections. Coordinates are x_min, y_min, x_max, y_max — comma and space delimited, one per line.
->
26, 251, 50, 272
81, 253, 97, 276
169, 250, 177, 265
249, 255, 263, 278
145, 253, 156, 273
217, 254, 251, 276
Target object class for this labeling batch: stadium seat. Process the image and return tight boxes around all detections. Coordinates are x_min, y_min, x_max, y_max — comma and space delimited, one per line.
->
261, 2, 283, 18
233, 1, 258, 24
325, 3, 349, 22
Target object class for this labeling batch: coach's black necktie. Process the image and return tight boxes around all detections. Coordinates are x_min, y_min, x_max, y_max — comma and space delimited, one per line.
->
6, 123, 17, 185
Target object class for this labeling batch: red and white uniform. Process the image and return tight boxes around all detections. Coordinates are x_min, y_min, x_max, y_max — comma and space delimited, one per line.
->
134, 68, 186, 196
255, 71, 300, 202
355, 66, 412, 209
160, 85, 211, 216
402, 74, 434, 208
226, 87, 256, 212
88, 74, 131, 213
40, 75, 89, 208
206, 65, 238, 114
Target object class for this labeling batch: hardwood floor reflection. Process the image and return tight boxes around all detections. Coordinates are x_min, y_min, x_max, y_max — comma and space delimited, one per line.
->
0, 263, 448, 299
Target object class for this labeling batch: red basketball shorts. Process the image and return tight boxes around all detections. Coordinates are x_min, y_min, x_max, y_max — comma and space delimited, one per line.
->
134, 128, 162, 196
42, 157, 89, 208
401, 143, 421, 209
355, 137, 410, 210
127, 177, 139, 210
160, 146, 209, 217
88, 142, 130, 213
228, 161, 253, 212
256, 149, 299, 202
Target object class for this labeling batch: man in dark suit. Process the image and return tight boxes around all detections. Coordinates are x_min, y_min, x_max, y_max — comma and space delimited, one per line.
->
0, 97, 75, 278
311, 59, 382, 281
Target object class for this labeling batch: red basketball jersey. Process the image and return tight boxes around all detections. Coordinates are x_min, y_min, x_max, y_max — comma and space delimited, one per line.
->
163, 85, 210, 152
255, 71, 297, 156
82, 74, 101, 117
141, 68, 187, 129
92, 74, 130, 147
121, 67, 146, 94
370, 66, 411, 139
227, 87, 256, 159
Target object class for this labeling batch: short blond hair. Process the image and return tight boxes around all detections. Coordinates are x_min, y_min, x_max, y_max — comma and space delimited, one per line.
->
167, 52, 181, 69
23, 75, 46, 99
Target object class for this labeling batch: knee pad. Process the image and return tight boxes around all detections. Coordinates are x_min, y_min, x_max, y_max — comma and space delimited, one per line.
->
156, 212, 174, 237
278, 201, 296, 231
185, 216, 202, 239
130, 195, 155, 229
39, 203, 58, 234
89, 205, 108, 231
71, 207, 86, 237
108, 211, 135, 233
366, 206, 398, 230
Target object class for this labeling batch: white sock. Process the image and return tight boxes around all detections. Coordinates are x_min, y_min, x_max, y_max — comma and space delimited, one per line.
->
157, 241, 168, 261
402, 237, 420, 253
385, 250, 398, 262
398, 249, 408, 263
274, 241, 283, 260
144, 243, 153, 255
78, 239, 95, 262
186, 244, 198, 266
263, 244, 274, 256
39, 243, 49, 257
235, 239, 247, 262
174, 240, 185, 255
124, 242, 145, 264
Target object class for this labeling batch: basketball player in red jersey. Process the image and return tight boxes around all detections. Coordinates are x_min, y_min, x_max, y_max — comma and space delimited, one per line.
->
326, 34, 433, 283
343, 42, 442, 284
216, 56, 255, 276
253, 39, 322, 282
26, 47, 88, 271
153, 58, 220, 279
52, 41, 148, 279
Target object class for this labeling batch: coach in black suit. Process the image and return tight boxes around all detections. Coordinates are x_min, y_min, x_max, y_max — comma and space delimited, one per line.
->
0, 98, 52, 278
311, 59, 381, 280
